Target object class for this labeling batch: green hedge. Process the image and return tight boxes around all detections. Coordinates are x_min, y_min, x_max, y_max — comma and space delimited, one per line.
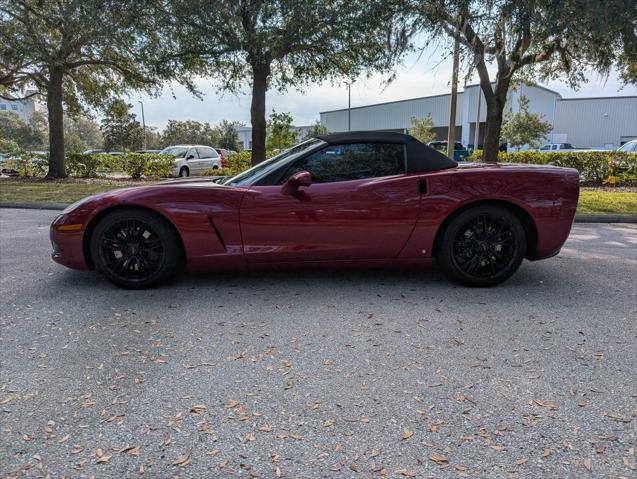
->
203, 150, 276, 177
66, 153, 174, 179
468, 150, 637, 185
3, 152, 175, 179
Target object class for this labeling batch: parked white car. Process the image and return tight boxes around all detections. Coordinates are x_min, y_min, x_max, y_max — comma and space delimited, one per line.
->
617, 140, 637, 153
539, 143, 577, 152
160, 145, 222, 177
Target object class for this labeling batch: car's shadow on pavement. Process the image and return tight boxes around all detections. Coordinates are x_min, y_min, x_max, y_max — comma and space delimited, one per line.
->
55, 257, 582, 306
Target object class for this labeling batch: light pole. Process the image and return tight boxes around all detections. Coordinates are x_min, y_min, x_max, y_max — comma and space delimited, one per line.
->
347, 81, 352, 131
473, 86, 481, 151
138, 100, 146, 150
446, 21, 460, 160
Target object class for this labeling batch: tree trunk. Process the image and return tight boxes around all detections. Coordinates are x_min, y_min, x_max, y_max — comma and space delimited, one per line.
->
250, 63, 270, 165
45, 67, 66, 179
481, 82, 509, 163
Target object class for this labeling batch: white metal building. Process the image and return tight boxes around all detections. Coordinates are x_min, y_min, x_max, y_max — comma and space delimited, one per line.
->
320, 84, 637, 150
0, 90, 43, 122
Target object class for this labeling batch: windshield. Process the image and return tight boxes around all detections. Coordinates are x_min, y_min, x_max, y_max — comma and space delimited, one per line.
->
224, 139, 324, 186
160, 146, 188, 158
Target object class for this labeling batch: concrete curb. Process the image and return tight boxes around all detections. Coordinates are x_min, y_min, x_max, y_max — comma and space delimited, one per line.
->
1, 202, 636, 223
574, 214, 637, 223
1, 202, 68, 211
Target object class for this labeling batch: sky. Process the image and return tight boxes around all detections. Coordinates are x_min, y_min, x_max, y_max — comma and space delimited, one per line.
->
133, 46, 637, 130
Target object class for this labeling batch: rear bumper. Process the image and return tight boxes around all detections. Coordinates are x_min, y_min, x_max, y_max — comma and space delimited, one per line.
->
528, 213, 576, 261
50, 215, 90, 270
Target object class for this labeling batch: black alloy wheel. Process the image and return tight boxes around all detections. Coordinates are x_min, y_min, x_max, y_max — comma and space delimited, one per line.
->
90, 209, 181, 288
438, 205, 526, 286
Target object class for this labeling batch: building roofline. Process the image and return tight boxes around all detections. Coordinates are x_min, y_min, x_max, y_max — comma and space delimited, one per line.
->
557, 95, 637, 101
461, 82, 563, 98
319, 82, 565, 115
319, 91, 463, 115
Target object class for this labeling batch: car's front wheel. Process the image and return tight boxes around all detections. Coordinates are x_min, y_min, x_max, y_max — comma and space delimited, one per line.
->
437, 205, 526, 287
90, 208, 181, 288
179, 166, 189, 177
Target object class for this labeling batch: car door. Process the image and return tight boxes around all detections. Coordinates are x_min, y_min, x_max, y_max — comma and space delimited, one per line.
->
184, 147, 200, 174
239, 142, 421, 263
197, 147, 221, 171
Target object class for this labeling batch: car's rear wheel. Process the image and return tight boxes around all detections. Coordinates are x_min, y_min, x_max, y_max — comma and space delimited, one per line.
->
437, 205, 526, 287
179, 166, 189, 177
90, 209, 181, 289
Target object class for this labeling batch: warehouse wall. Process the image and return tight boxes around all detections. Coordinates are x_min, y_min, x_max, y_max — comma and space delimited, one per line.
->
553, 97, 637, 149
320, 92, 464, 132
320, 84, 637, 149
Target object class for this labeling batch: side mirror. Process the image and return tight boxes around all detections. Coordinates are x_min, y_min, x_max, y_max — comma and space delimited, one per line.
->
186, 154, 194, 160
288, 170, 312, 188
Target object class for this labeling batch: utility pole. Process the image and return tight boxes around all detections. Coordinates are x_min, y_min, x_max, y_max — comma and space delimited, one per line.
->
138, 100, 146, 150
473, 86, 481, 151
447, 21, 460, 160
347, 82, 352, 131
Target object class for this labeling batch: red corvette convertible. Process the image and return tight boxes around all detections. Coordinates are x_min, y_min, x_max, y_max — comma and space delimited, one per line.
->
50, 132, 579, 288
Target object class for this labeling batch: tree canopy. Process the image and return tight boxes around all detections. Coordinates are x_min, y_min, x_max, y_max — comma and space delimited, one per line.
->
501, 94, 552, 150
409, 115, 436, 144
266, 111, 297, 151
101, 100, 144, 152
0, 110, 47, 150
305, 121, 330, 139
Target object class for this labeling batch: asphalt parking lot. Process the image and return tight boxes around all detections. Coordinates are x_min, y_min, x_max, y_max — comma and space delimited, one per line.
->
1, 208, 636, 478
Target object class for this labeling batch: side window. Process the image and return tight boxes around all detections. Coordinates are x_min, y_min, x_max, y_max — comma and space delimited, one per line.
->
281, 143, 405, 184
196, 147, 206, 158
197, 147, 215, 158
186, 148, 199, 159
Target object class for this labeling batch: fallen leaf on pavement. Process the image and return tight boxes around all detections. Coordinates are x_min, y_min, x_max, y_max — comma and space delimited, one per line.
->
429, 452, 448, 464
170, 450, 191, 467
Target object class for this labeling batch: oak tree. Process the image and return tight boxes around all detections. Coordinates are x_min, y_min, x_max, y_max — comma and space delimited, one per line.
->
0, 0, 183, 177
393, 0, 635, 162
171, 0, 393, 164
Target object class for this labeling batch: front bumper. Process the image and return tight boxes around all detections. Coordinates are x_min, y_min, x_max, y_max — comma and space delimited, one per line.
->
50, 214, 90, 270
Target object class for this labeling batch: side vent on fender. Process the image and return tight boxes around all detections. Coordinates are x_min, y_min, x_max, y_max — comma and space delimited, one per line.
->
208, 217, 226, 251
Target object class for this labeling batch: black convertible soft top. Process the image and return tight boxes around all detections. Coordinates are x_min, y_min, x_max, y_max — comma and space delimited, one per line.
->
317, 131, 457, 173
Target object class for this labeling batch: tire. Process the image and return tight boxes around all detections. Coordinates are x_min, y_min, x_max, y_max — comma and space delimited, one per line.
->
179, 166, 189, 177
437, 205, 526, 287
90, 208, 182, 289
212, 165, 219, 170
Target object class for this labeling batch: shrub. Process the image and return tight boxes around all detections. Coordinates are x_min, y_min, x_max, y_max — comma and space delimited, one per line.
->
66, 153, 104, 178
468, 150, 637, 186
143, 154, 175, 178
2, 151, 48, 177
202, 150, 276, 177
63, 152, 175, 179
